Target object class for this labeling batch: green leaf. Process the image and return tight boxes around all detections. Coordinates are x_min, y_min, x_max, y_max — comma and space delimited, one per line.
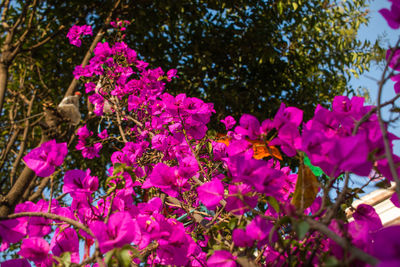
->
266, 196, 280, 213
303, 154, 324, 176
117, 248, 132, 267
105, 175, 122, 187
113, 163, 125, 175
296, 221, 310, 240
324, 256, 340, 267
207, 141, 213, 155
105, 249, 116, 266
122, 244, 141, 260
59, 252, 71, 267
277, 2, 283, 15
228, 217, 238, 230
291, 160, 320, 210
340, 203, 347, 211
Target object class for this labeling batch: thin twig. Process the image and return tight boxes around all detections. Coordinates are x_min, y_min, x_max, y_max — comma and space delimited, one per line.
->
47, 175, 54, 213
112, 96, 128, 143
21, 25, 65, 52
323, 172, 350, 224
0, 126, 20, 169
104, 192, 116, 224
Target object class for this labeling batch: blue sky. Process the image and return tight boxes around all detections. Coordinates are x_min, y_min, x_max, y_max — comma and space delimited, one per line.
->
351, 0, 398, 99
347, 0, 400, 191
350, 0, 400, 151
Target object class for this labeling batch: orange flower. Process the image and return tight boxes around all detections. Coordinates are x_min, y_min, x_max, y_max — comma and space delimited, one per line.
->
215, 133, 282, 160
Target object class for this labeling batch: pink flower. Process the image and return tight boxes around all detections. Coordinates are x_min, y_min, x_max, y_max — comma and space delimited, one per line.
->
76, 124, 92, 139
85, 82, 96, 93
151, 216, 193, 266
207, 250, 237, 267
76, 125, 102, 159
197, 179, 224, 210
63, 169, 99, 197
220, 115, 236, 130
386, 48, 400, 71
273, 102, 303, 130
15, 200, 58, 238
232, 228, 254, 247
90, 212, 140, 253
392, 73, 400, 94
166, 69, 178, 81
372, 225, 400, 265
50, 228, 80, 263
81, 142, 102, 159
0, 259, 31, 267
246, 216, 276, 248
0, 218, 27, 249
67, 25, 93, 47
391, 193, 400, 208
23, 140, 67, 177
379, 0, 400, 29
142, 163, 189, 197
18, 237, 51, 264
353, 204, 382, 232
225, 184, 258, 215
98, 129, 109, 139
235, 114, 260, 139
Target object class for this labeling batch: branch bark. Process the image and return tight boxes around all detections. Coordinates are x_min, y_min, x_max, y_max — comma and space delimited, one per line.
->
0, 62, 9, 115
0, 0, 38, 114
9, 91, 36, 185
0, 163, 36, 216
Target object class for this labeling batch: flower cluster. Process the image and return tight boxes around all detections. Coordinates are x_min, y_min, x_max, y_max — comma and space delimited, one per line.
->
75, 125, 102, 159
66, 24, 93, 47
302, 96, 383, 178
2, 3, 400, 266
110, 19, 131, 31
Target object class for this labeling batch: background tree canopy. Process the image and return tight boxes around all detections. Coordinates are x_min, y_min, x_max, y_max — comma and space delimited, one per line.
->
124, 0, 382, 121
0, 0, 383, 211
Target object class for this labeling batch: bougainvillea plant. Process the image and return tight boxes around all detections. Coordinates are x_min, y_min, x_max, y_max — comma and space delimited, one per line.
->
1, 1, 400, 266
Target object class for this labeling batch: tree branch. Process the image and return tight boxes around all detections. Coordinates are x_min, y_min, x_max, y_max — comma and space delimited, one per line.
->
0, 0, 10, 29
0, 126, 20, 170
9, 91, 36, 185
21, 25, 66, 52
27, 176, 50, 202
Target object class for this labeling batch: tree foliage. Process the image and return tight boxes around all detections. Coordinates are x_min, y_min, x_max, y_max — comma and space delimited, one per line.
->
123, 0, 382, 120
